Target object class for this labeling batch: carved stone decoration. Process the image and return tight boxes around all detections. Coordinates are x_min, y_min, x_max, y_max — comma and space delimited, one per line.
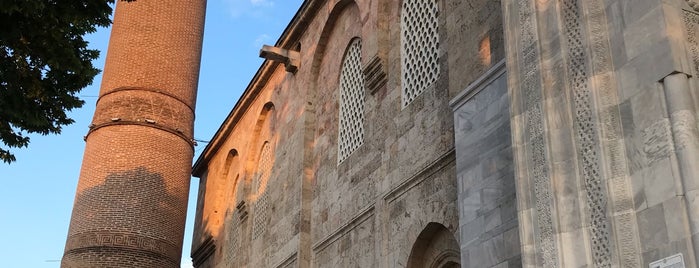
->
560, 0, 613, 266
516, 0, 559, 266
685, 10, 699, 75
687, 0, 699, 12
581, 0, 642, 265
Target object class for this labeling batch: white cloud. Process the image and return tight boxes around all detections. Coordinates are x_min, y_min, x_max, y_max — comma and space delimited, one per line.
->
253, 34, 271, 47
224, 0, 275, 18
250, 0, 274, 7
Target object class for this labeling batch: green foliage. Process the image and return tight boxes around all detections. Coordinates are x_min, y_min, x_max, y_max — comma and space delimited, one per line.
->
0, 0, 130, 163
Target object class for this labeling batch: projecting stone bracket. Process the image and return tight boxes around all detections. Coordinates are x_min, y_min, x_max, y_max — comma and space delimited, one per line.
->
260, 45, 300, 73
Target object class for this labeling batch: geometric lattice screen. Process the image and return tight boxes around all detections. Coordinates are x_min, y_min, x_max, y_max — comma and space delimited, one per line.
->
401, 0, 440, 107
338, 39, 365, 163
252, 142, 272, 240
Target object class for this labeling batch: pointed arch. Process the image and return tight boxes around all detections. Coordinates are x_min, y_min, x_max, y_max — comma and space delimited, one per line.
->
240, 102, 276, 242
407, 222, 460, 268
337, 37, 365, 163
245, 102, 276, 174
222, 149, 243, 208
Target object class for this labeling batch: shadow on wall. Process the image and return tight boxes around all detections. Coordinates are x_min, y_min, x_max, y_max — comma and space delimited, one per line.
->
64, 167, 185, 267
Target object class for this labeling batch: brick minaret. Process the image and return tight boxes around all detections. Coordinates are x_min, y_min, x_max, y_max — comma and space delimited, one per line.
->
62, 0, 206, 267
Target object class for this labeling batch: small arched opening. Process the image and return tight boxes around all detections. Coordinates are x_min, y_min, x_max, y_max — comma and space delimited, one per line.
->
407, 222, 460, 268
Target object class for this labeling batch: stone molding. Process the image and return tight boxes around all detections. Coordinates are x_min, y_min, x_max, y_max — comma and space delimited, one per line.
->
274, 252, 298, 268
449, 59, 506, 111
382, 148, 455, 203
312, 204, 375, 253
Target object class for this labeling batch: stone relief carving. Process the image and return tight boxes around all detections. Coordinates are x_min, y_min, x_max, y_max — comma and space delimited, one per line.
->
685, 10, 699, 75
560, 0, 613, 266
517, 0, 558, 266
688, 0, 699, 12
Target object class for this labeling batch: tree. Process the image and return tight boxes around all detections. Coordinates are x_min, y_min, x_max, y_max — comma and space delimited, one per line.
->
0, 0, 130, 163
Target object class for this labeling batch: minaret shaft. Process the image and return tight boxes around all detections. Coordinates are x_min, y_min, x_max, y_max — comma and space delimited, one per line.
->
62, 1, 206, 267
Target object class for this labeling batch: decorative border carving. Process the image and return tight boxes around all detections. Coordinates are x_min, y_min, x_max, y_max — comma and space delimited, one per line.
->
560, 0, 613, 266
685, 10, 699, 75
688, 0, 699, 12
516, 0, 559, 266
582, 0, 643, 265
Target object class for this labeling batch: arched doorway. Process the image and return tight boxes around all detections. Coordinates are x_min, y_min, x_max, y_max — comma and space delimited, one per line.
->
407, 222, 461, 268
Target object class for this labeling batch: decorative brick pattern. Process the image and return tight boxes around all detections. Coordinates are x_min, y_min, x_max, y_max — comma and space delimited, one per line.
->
401, 0, 440, 107
338, 39, 365, 163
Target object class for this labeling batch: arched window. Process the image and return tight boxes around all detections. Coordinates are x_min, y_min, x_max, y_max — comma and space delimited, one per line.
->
338, 38, 365, 163
401, 0, 440, 107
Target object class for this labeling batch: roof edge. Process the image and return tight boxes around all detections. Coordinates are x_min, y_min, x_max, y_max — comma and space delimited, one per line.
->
192, 0, 324, 177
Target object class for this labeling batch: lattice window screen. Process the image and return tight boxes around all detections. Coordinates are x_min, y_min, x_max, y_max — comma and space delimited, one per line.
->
252, 142, 272, 240
338, 39, 365, 163
401, 0, 440, 107
223, 216, 239, 266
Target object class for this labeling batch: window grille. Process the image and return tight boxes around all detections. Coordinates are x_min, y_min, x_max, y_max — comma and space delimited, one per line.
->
252, 142, 272, 239
401, 0, 440, 107
338, 39, 365, 163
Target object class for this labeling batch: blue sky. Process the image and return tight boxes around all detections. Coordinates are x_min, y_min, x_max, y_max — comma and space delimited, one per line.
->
0, 0, 302, 267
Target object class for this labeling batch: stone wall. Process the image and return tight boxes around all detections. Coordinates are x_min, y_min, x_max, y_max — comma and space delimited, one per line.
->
503, 0, 699, 266
190, 0, 514, 267
451, 61, 520, 267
